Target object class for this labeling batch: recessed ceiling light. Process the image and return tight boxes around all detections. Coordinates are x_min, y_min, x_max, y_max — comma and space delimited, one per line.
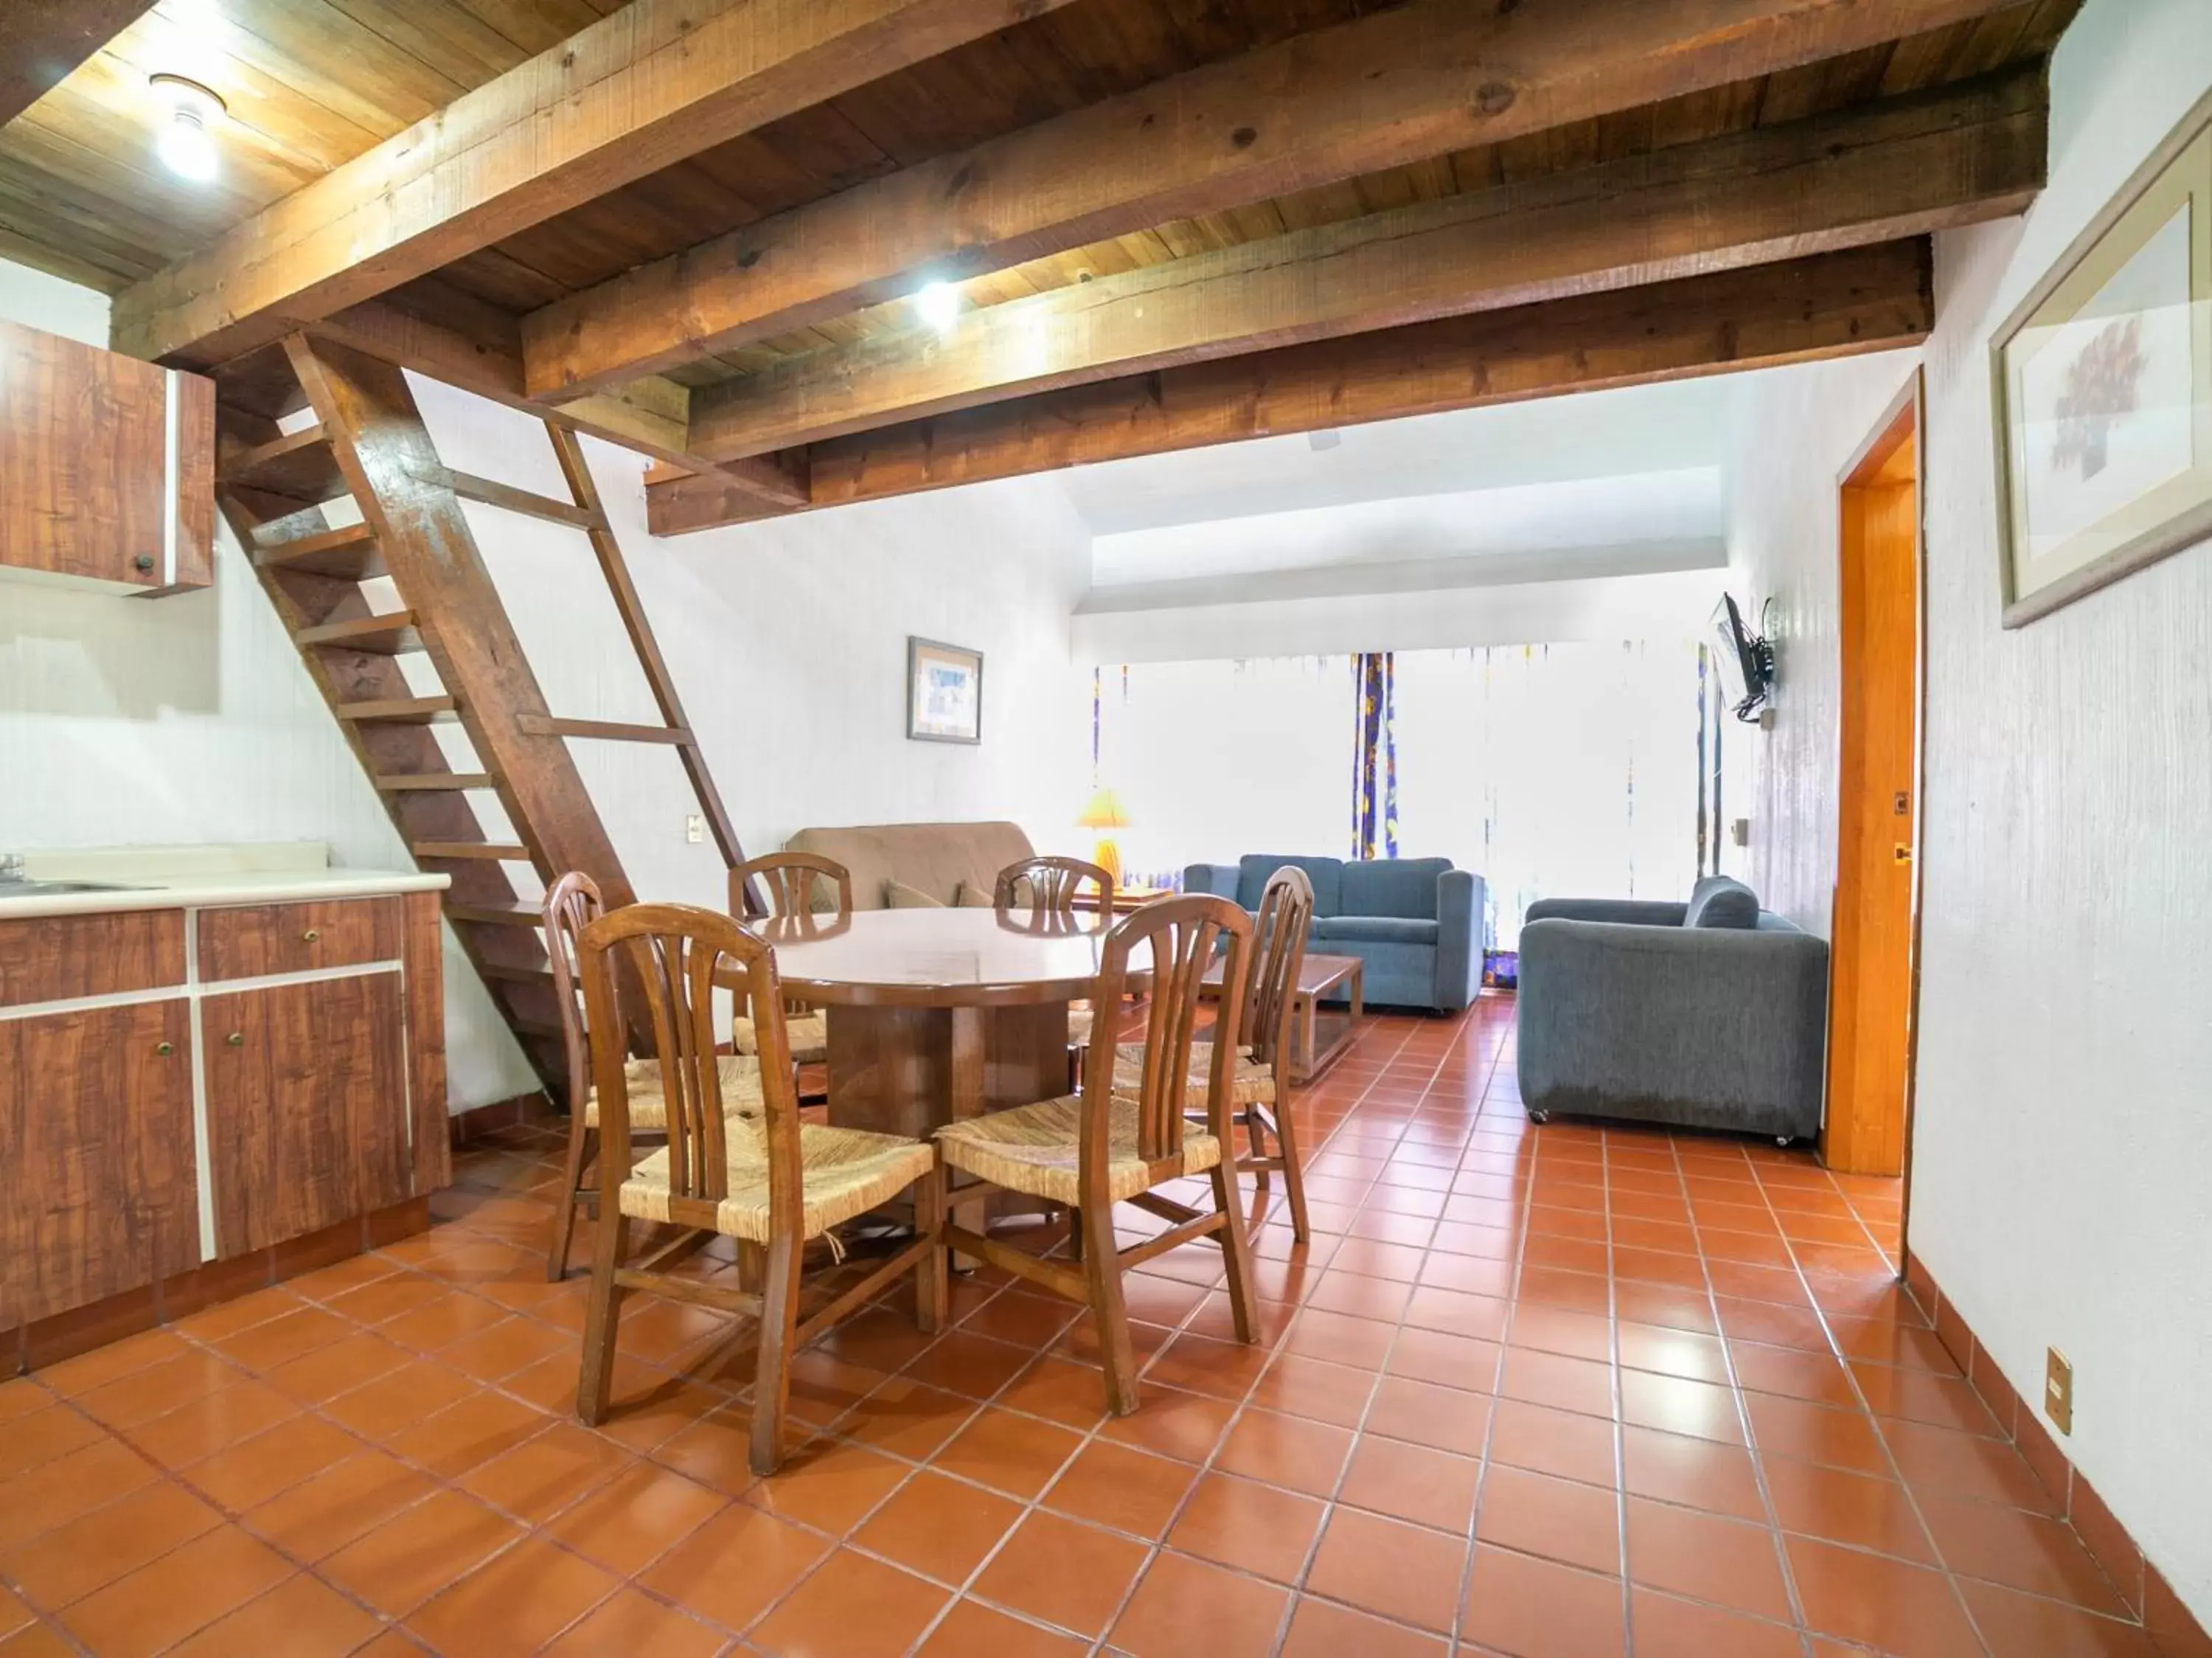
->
913, 281, 961, 332
149, 74, 225, 182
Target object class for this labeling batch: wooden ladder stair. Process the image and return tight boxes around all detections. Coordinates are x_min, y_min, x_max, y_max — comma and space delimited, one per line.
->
212, 333, 749, 1093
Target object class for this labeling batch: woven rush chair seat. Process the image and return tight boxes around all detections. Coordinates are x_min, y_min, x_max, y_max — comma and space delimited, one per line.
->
585, 1054, 762, 1129
730, 1010, 828, 1066
936, 1096, 1222, 1207
622, 1120, 935, 1244
1110, 1041, 1269, 1107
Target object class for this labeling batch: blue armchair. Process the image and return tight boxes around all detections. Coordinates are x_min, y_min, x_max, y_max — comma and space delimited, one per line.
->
1516, 876, 1830, 1143
1183, 854, 1485, 1012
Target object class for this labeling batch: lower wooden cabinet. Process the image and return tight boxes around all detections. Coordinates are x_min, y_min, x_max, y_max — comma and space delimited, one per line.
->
202, 971, 416, 1259
0, 999, 200, 1328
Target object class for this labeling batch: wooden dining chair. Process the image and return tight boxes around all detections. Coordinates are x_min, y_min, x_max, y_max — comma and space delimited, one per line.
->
995, 856, 1114, 1050
543, 872, 766, 1280
1114, 865, 1316, 1241
574, 901, 945, 1474
931, 895, 1260, 1415
727, 851, 851, 1066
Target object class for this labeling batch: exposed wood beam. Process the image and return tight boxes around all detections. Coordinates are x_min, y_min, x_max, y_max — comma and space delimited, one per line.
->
684, 66, 2044, 464
302, 298, 806, 507
646, 239, 1935, 535
1, 1, 159, 126
523, 0, 2040, 400
108, 0, 1078, 368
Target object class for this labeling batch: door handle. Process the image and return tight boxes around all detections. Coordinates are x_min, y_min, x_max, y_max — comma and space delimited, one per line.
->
1893, 844, 1913, 864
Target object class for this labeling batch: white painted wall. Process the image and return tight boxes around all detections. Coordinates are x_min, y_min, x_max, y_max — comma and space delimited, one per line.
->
1913, 0, 2212, 1620
0, 263, 538, 1110
1725, 0, 2212, 1621
1721, 349, 1921, 932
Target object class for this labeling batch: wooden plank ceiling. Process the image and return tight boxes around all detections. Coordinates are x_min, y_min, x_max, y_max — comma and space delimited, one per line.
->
0, 0, 2081, 532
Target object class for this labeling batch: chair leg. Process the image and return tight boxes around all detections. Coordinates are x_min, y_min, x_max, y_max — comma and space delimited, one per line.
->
1270, 1092, 1312, 1246
575, 1210, 629, 1425
547, 1123, 597, 1281
1243, 1103, 1270, 1188
1209, 1162, 1260, 1345
1081, 1201, 1141, 1415
749, 1231, 804, 1477
914, 1163, 948, 1335
1067, 1204, 1084, 1262
735, 1240, 764, 1294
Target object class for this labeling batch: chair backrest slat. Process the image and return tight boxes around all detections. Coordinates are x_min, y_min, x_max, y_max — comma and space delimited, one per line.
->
578, 902, 804, 1213
1245, 866, 1315, 1071
733, 852, 854, 923
1080, 894, 1252, 1181
994, 855, 1113, 920
543, 871, 605, 1117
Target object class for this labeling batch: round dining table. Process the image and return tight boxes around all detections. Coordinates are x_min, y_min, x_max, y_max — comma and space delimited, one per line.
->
757, 905, 1150, 1141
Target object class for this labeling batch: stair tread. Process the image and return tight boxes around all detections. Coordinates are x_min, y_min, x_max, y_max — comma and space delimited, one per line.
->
476, 962, 553, 983
412, 841, 530, 861
374, 772, 495, 792
258, 523, 384, 580
220, 424, 347, 504
335, 696, 456, 724
448, 901, 546, 927
296, 611, 422, 654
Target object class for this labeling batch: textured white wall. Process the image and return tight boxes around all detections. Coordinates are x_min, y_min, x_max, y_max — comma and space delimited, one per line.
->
1910, 0, 2212, 1620
1724, 0, 2212, 1621
1721, 350, 1921, 934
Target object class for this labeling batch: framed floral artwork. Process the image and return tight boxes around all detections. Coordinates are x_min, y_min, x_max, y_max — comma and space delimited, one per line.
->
1992, 87, 2212, 626
906, 636, 983, 743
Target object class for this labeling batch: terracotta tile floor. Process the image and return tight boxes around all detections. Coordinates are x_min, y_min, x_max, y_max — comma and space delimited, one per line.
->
0, 996, 2162, 1656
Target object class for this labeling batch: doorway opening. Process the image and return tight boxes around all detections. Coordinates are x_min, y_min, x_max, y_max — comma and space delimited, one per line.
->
1823, 380, 1924, 1176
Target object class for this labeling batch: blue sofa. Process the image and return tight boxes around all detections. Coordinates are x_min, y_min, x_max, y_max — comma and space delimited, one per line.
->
1183, 855, 1486, 1012
1516, 876, 1830, 1143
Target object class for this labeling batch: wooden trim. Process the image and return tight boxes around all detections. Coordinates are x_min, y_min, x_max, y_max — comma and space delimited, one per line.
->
1901, 1252, 2212, 1657
683, 70, 2044, 463
1822, 378, 1923, 1178
650, 241, 1935, 535
420, 465, 605, 530
0, 2, 161, 127
108, 0, 1082, 367
400, 892, 451, 1196
520, 0, 2034, 400
515, 715, 691, 744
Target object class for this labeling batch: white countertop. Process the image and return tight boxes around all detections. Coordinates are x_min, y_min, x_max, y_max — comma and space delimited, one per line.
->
0, 842, 451, 920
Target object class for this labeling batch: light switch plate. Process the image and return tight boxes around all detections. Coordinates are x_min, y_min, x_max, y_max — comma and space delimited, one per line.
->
684, 814, 703, 844
2045, 1347, 2073, 1435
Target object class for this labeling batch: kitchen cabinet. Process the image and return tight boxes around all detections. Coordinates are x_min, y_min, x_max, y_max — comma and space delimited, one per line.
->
0, 889, 447, 1347
0, 317, 215, 594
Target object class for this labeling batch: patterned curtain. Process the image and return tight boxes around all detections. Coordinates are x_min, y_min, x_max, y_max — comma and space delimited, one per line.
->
1350, 651, 1398, 860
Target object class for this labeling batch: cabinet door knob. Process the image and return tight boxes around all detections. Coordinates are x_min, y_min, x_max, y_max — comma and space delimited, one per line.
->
302, 929, 321, 943
155, 1041, 174, 1056
226, 1031, 244, 1047
133, 554, 155, 572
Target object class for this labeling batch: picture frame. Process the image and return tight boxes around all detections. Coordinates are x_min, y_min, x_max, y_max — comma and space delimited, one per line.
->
1991, 86, 2212, 628
906, 636, 984, 743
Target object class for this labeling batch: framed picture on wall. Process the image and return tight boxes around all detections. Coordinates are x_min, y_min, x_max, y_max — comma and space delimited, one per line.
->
906, 637, 984, 743
1992, 86, 2212, 628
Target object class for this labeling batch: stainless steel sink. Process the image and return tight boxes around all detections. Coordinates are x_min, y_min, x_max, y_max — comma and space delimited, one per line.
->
0, 879, 145, 896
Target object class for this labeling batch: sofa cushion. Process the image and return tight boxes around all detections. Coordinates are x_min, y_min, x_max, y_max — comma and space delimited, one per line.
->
786, 822, 1034, 911
1684, 875, 1760, 930
1314, 915, 1441, 947
883, 880, 945, 909
1236, 855, 1341, 915
1338, 856, 1450, 920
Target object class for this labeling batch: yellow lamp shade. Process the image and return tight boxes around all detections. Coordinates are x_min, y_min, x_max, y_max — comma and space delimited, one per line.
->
1077, 787, 1130, 830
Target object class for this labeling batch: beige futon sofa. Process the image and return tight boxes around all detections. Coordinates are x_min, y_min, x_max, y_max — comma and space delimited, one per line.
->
782, 821, 1035, 910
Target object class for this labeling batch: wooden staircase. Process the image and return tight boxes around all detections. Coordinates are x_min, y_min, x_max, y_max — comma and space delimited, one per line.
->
212, 333, 748, 1091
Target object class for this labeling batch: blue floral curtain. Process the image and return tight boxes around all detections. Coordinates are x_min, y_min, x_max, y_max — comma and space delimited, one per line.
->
1350, 651, 1397, 860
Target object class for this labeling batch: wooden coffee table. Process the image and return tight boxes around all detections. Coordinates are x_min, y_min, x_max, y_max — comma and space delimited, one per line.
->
1202, 950, 1364, 1083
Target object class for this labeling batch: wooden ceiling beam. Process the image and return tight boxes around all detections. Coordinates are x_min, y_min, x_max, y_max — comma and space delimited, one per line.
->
106, 0, 1079, 370
684, 66, 2045, 465
645, 238, 1935, 536
302, 299, 805, 507
0, 1, 160, 126
521, 0, 2042, 402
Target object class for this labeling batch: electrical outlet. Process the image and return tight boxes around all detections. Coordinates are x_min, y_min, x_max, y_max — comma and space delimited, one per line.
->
2045, 1347, 2073, 1435
684, 814, 703, 845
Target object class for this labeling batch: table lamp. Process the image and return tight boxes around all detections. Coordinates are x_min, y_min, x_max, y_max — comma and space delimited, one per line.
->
1077, 787, 1130, 889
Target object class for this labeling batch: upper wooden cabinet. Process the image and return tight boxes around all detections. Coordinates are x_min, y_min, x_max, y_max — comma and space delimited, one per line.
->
0, 318, 215, 595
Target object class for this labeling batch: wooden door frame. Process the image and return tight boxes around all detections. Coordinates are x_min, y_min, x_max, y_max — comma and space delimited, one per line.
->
1824, 370, 1928, 1196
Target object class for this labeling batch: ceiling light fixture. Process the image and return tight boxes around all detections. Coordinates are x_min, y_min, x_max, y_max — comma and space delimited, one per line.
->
149, 74, 226, 182
913, 281, 961, 332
